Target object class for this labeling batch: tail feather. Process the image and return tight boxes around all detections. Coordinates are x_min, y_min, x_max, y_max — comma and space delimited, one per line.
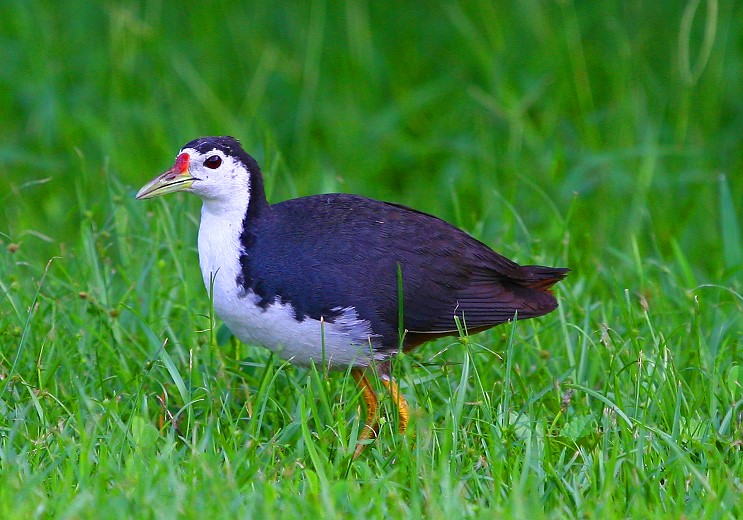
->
519, 265, 570, 291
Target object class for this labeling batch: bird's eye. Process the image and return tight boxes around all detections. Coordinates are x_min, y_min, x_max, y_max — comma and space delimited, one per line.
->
204, 155, 222, 169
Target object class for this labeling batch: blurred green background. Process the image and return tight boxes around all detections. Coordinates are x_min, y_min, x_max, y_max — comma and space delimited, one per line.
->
1, 1, 742, 516
2, 0, 740, 280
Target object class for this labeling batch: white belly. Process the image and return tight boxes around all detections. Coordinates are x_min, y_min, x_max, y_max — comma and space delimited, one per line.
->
197, 204, 380, 368
215, 289, 380, 367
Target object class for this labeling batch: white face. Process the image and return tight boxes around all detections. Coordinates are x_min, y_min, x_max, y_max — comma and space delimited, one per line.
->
181, 147, 251, 203
135, 139, 255, 212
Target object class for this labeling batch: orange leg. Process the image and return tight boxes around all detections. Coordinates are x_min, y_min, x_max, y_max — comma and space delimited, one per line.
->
381, 375, 409, 434
351, 368, 410, 458
352, 369, 380, 458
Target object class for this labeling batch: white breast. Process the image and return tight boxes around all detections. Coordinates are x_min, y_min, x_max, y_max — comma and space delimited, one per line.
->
197, 202, 381, 368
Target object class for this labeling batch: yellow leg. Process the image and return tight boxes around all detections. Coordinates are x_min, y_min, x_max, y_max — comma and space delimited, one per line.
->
381, 376, 409, 434
352, 368, 379, 458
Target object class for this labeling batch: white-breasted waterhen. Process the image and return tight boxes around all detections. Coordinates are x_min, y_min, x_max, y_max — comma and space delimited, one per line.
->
136, 136, 568, 457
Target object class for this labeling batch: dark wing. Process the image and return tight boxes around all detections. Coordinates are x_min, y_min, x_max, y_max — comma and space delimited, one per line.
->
242, 194, 568, 349
372, 202, 567, 339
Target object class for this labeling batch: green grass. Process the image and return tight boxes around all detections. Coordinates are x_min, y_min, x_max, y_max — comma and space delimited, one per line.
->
1, 0, 742, 518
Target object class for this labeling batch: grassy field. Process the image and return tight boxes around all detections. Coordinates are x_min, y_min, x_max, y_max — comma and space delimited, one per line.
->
1, 0, 742, 518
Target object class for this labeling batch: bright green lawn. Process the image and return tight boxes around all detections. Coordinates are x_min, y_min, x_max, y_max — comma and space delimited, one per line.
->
1, 1, 742, 518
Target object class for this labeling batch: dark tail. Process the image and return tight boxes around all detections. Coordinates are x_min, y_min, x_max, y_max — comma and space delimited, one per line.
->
519, 265, 570, 291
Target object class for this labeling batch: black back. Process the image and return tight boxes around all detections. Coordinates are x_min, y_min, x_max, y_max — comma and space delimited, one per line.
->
239, 193, 567, 351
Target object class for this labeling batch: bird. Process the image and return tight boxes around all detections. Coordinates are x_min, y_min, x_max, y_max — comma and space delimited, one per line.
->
136, 135, 568, 458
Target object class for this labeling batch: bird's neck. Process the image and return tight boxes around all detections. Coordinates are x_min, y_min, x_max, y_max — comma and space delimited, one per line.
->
197, 197, 251, 298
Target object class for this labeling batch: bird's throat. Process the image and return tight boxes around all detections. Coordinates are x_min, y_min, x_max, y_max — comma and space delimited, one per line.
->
197, 200, 250, 307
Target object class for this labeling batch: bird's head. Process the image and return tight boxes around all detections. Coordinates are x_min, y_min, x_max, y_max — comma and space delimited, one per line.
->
136, 136, 263, 207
